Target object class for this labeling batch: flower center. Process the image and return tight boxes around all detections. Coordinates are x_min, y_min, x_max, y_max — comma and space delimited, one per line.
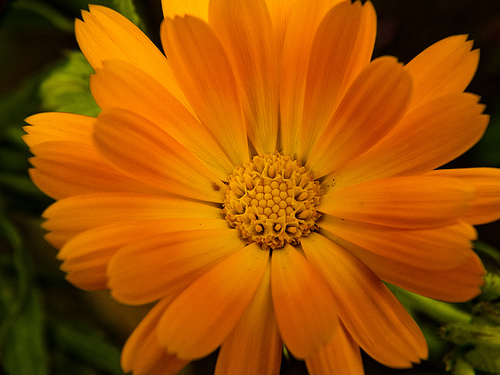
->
223, 152, 321, 250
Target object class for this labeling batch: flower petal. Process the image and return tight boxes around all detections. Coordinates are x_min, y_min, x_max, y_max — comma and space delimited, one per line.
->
215, 262, 282, 375
264, 0, 295, 54
320, 175, 474, 229
90, 61, 233, 180
306, 56, 411, 177
161, 15, 248, 167
42, 192, 222, 248
405, 35, 479, 108
209, 0, 278, 155
427, 168, 500, 225
157, 243, 268, 359
75, 5, 187, 107
162, 0, 209, 21
319, 215, 474, 270
305, 323, 363, 375
122, 298, 189, 375
94, 108, 225, 202
324, 93, 489, 189
302, 233, 428, 368
108, 227, 243, 305
299, 0, 377, 162
58, 218, 227, 291
279, 0, 346, 155
271, 244, 339, 359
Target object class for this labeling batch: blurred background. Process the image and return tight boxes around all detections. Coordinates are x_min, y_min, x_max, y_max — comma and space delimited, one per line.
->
0, 0, 499, 374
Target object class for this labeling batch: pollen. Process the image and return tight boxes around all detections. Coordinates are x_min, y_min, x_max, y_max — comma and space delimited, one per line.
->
223, 152, 322, 250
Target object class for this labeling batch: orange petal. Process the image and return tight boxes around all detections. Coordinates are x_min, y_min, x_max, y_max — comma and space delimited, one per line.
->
162, 0, 209, 21
406, 35, 479, 108
215, 262, 282, 375
271, 244, 339, 359
42, 192, 222, 248
320, 175, 474, 229
161, 16, 248, 167
427, 168, 500, 225
302, 233, 428, 368
90, 61, 233, 180
94, 108, 225, 203
75, 5, 188, 108
305, 323, 363, 375
107, 227, 243, 305
324, 93, 489, 189
209, 0, 278, 155
58, 218, 227, 291
23, 112, 94, 148
331, 231, 485, 302
122, 298, 189, 375
299, 0, 376, 162
264, 0, 295, 54
157, 243, 268, 359
306, 56, 411, 177
279, 0, 346, 155
319, 215, 474, 270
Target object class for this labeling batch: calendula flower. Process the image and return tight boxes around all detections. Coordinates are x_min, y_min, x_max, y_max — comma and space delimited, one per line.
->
23, 0, 500, 374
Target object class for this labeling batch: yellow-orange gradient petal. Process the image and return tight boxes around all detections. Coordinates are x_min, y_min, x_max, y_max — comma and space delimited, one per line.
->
299, 0, 376, 161
215, 262, 282, 375
302, 233, 428, 368
58, 218, 227, 291
279, 0, 346, 155
122, 298, 189, 375
161, 15, 249, 167
271, 245, 339, 359
157, 243, 268, 359
324, 93, 489, 189
162, 0, 209, 21
107, 227, 243, 305
305, 323, 363, 375
76, 5, 187, 108
42, 192, 222, 248
320, 175, 473, 229
306, 56, 411, 177
209, 0, 278, 155
406, 35, 479, 108
94, 108, 225, 202
319, 216, 474, 270
428, 168, 500, 225
264, 0, 295, 54
90, 61, 233, 180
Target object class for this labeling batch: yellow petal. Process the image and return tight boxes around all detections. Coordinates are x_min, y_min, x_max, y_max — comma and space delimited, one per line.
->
215, 262, 282, 375
162, 0, 209, 21
406, 35, 479, 108
90, 60, 233, 180
75, 5, 187, 108
107, 227, 243, 305
209, 0, 278, 154
264, 0, 295, 54
319, 215, 474, 270
324, 93, 489, 189
299, 0, 376, 162
161, 16, 249, 167
94, 108, 225, 202
305, 323, 363, 375
302, 233, 428, 368
306, 56, 411, 177
42, 192, 222, 248
23, 112, 94, 148
271, 244, 339, 359
279, 0, 346, 155
157, 243, 268, 359
428, 168, 500, 225
320, 175, 474, 229
122, 298, 189, 375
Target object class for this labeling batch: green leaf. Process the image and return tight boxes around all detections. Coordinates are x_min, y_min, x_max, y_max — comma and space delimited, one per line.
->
40, 51, 100, 117
11, 0, 74, 32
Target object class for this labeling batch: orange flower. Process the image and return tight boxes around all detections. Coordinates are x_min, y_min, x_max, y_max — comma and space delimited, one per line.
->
23, 0, 500, 374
